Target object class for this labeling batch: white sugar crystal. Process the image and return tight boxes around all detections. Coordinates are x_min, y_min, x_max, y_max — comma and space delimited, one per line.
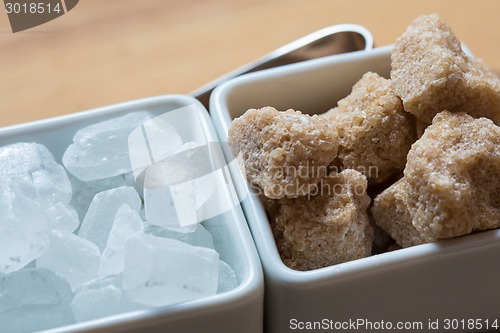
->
71, 275, 141, 322
141, 114, 183, 163
63, 112, 152, 181
46, 202, 80, 232
217, 260, 238, 293
143, 183, 176, 228
174, 142, 214, 210
69, 173, 134, 220
193, 171, 215, 211
0, 183, 49, 274
123, 234, 219, 306
144, 223, 214, 249
37, 230, 101, 290
143, 142, 219, 230
0, 142, 72, 206
140, 206, 147, 221
99, 204, 144, 277
104, 205, 144, 250
144, 165, 197, 230
78, 186, 141, 251
175, 142, 202, 152
0, 268, 74, 333
170, 182, 197, 226
128, 112, 183, 182
24, 260, 36, 269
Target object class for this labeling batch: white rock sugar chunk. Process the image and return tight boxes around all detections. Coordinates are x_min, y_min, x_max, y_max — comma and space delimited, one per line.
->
128, 112, 183, 182
123, 234, 219, 306
100, 204, 144, 277
175, 141, 203, 153
0, 142, 72, 205
71, 275, 141, 322
63, 111, 152, 181
145, 223, 214, 249
143, 181, 181, 228
143, 141, 225, 230
69, 173, 134, 220
144, 165, 197, 229
37, 230, 101, 290
0, 183, 49, 274
217, 260, 238, 293
174, 142, 215, 210
171, 182, 197, 226
140, 206, 147, 221
141, 114, 183, 163
193, 171, 216, 211
78, 186, 141, 251
0, 268, 75, 333
46, 202, 80, 232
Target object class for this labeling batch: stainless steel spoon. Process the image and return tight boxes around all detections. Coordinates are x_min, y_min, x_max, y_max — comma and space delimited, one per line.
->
191, 24, 374, 109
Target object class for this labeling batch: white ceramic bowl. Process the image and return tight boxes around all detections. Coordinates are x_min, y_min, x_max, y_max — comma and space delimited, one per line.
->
210, 46, 500, 333
0, 95, 264, 333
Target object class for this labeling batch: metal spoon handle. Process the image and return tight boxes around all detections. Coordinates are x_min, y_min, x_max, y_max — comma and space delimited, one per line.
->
191, 24, 374, 109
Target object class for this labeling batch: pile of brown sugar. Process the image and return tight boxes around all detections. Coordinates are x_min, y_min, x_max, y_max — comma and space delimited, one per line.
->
229, 14, 500, 271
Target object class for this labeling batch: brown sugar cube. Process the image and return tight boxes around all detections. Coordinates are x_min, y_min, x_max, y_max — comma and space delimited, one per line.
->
325, 72, 416, 184
405, 111, 500, 241
371, 178, 426, 248
228, 107, 339, 199
274, 169, 373, 271
258, 195, 295, 261
373, 111, 500, 247
391, 14, 500, 125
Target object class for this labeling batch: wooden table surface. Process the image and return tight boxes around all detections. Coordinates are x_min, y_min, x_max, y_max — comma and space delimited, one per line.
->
1, 0, 499, 127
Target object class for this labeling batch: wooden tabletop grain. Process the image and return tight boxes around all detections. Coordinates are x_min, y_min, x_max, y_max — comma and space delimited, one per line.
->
1, 0, 499, 127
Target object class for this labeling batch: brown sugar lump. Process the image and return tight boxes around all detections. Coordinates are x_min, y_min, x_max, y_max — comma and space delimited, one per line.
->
259, 195, 297, 262
404, 111, 500, 241
373, 111, 500, 247
371, 178, 426, 248
326, 72, 416, 184
273, 169, 373, 271
228, 107, 339, 199
391, 14, 500, 125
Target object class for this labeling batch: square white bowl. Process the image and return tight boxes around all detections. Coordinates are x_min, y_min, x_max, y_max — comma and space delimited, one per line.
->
0, 94, 264, 333
210, 46, 500, 333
